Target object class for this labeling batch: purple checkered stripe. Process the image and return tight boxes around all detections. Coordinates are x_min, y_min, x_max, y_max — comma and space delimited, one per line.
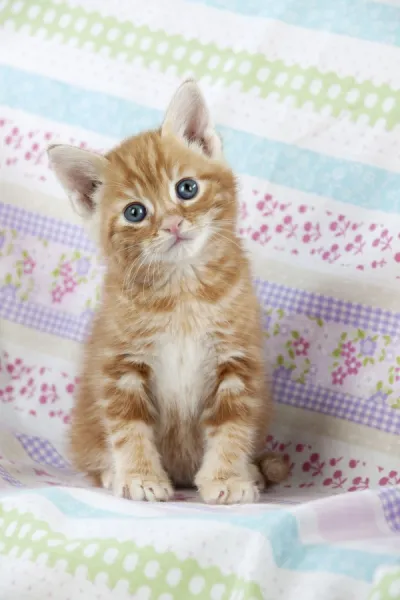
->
379, 486, 400, 532
0, 296, 92, 342
0, 465, 24, 488
0, 202, 95, 252
255, 279, 400, 336
2, 280, 400, 347
273, 376, 400, 435
16, 433, 70, 469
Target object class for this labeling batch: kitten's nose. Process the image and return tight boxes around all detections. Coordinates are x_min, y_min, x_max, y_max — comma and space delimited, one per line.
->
161, 216, 183, 236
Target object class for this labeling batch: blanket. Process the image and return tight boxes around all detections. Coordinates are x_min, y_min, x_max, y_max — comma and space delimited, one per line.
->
0, 1, 399, 598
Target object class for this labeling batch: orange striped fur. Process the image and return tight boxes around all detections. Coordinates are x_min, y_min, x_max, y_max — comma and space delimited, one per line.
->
48, 81, 288, 503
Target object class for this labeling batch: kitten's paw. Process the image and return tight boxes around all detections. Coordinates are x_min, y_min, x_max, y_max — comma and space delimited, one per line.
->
100, 469, 113, 490
114, 472, 173, 502
197, 477, 259, 505
249, 464, 266, 491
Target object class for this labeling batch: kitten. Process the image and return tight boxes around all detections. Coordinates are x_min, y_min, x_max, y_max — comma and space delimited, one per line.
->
48, 80, 288, 504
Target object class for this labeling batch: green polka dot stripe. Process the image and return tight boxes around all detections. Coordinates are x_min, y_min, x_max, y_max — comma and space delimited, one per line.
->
0, 508, 262, 599
1, 0, 399, 130
369, 567, 400, 600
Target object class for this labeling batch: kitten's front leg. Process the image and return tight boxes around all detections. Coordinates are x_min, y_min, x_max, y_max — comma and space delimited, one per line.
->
195, 357, 262, 505
104, 358, 173, 502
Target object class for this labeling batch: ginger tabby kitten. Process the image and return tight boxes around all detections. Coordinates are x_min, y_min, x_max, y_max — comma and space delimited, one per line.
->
48, 81, 288, 504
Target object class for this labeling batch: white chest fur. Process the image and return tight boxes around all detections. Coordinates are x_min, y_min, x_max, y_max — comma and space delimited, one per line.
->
151, 328, 217, 419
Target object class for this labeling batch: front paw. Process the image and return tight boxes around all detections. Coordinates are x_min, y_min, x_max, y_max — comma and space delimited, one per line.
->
113, 471, 173, 502
196, 475, 259, 505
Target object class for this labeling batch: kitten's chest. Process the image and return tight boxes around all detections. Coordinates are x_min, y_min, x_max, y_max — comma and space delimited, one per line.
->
150, 314, 217, 416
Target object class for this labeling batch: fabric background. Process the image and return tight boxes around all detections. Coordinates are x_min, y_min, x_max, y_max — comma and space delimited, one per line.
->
0, 1, 399, 598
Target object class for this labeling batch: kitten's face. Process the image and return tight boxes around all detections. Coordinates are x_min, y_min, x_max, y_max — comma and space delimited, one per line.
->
99, 131, 236, 272
48, 80, 238, 282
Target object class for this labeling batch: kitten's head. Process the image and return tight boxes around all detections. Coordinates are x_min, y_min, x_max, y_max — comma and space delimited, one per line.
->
48, 81, 237, 279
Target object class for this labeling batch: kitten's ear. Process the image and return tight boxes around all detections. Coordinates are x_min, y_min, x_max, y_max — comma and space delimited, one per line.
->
162, 80, 222, 159
47, 144, 108, 218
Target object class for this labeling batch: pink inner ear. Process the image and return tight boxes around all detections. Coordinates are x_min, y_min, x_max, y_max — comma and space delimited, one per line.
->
186, 128, 209, 155
71, 168, 100, 212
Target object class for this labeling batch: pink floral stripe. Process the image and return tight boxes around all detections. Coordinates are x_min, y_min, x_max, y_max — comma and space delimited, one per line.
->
3, 116, 400, 278
241, 190, 400, 277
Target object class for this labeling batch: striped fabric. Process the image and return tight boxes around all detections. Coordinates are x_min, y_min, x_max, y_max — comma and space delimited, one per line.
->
0, 1, 399, 599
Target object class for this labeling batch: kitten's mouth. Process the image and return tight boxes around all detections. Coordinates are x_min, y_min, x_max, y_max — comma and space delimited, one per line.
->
168, 234, 192, 250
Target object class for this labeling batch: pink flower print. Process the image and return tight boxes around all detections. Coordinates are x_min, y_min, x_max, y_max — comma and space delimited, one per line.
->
395, 367, 400, 382
341, 341, 356, 359
348, 476, 369, 492
302, 453, 324, 477
52, 285, 64, 303
23, 255, 36, 274
323, 469, 347, 489
239, 202, 248, 221
59, 262, 73, 277
252, 224, 271, 245
332, 366, 347, 385
64, 277, 77, 293
379, 470, 400, 486
345, 355, 362, 375
293, 337, 310, 356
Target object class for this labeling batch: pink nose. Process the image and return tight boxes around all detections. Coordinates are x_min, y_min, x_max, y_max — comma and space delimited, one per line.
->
161, 216, 183, 235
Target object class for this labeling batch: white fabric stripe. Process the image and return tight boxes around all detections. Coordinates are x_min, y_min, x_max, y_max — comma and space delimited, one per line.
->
250, 251, 400, 312
0, 327, 81, 371
3, 35, 400, 173
63, 0, 400, 85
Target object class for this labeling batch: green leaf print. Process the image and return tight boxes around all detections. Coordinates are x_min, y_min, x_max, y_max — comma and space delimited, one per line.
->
291, 330, 300, 339
340, 332, 347, 341
383, 335, 392, 346
277, 354, 284, 366
357, 328, 366, 339
4, 273, 12, 284
377, 381, 383, 390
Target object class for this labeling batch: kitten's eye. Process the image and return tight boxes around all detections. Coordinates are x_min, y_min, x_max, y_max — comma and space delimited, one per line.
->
176, 178, 199, 201
123, 203, 147, 223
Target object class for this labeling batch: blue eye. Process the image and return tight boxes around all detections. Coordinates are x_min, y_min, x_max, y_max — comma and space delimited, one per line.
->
124, 203, 147, 223
176, 178, 198, 201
